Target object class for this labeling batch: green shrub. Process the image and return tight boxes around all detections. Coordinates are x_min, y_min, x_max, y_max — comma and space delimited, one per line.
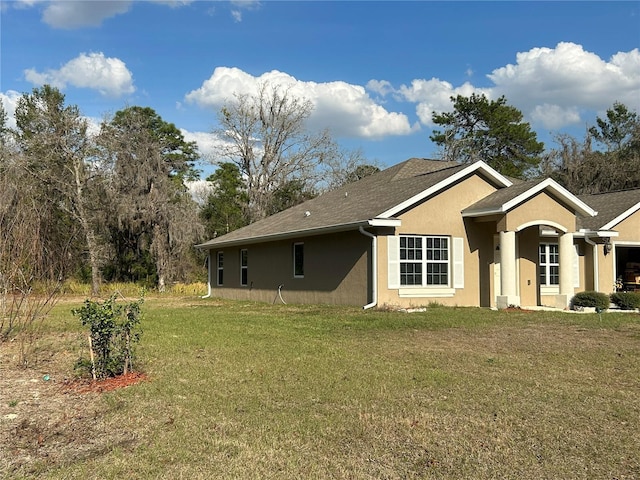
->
73, 294, 144, 379
610, 292, 640, 310
571, 291, 610, 310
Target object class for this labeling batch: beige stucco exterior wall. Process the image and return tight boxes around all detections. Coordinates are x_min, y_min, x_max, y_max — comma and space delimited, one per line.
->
499, 191, 576, 233
209, 230, 370, 305
377, 174, 498, 308
517, 227, 539, 306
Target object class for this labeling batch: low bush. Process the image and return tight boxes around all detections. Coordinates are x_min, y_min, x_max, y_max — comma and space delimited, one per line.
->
610, 292, 640, 310
73, 294, 144, 379
571, 291, 610, 310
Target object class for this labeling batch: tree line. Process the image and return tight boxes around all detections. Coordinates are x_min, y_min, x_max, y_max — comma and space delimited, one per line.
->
1, 84, 638, 296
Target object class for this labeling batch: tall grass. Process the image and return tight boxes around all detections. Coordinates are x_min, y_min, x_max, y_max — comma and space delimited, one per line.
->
7, 299, 640, 479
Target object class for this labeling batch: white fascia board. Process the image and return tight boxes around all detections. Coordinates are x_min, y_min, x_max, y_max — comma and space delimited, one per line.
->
379, 161, 512, 218
578, 230, 620, 238
601, 202, 640, 230
368, 218, 401, 227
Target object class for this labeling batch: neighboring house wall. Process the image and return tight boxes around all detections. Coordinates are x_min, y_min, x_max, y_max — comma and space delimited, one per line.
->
210, 230, 370, 305
378, 174, 498, 307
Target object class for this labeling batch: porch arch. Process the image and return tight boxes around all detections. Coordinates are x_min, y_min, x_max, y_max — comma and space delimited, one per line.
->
515, 220, 568, 233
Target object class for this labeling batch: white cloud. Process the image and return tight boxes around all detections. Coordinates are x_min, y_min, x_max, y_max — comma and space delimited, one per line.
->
181, 129, 228, 163
488, 42, 640, 127
24, 52, 135, 97
185, 67, 414, 139
374, 42, 640, 130
15, 0, 192, 29
397, 79, 490, 126
530, 104, 582, 130
41, 0, 133, 29
229, 0, 260, 21
0, 90, 21, 130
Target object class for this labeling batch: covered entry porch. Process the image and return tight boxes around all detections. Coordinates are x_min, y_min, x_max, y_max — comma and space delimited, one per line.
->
462, 178, 598, 309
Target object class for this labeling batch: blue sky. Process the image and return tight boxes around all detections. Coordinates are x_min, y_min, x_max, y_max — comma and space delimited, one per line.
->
1, 1, 639, 179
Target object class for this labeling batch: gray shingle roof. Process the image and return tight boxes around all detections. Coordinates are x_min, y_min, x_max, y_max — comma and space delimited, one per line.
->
197, 158, 475, 247
462, 179, 547, 214
578, 189, 640, 230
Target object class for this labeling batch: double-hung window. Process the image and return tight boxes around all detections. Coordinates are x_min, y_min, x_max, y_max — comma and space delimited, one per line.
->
399, 235, 450, 286
539, 243, 559, 286
216, 252, 224, 286
240, 249, 248, 286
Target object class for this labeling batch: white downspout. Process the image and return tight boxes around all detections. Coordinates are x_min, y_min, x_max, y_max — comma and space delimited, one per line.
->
359, 226, 377, 309
584, 236, 599, 292
201, 250, 212, 298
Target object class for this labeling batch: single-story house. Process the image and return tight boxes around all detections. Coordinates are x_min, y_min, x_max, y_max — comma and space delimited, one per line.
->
196, 158, 640, 309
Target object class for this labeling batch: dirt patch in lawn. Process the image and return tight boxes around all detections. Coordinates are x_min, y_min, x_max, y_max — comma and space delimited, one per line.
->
0, 335, 143, 478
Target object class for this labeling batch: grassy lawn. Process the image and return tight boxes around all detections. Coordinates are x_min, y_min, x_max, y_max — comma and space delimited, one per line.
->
2, 297, 639, 479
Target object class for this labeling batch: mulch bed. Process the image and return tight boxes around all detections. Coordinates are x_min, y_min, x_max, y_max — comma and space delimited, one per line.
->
62, 372, 148, 394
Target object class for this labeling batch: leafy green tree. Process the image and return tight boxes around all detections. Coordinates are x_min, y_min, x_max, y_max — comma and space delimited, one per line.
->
200, 162, 248, 237
98, 106, 203, 291
266, 178, 316, 216
589, 102, 639, 154
430, 93, 544, 178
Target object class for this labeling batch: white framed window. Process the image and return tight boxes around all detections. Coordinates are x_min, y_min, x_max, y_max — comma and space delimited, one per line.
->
389, 235, 464, 293
216, 251, 224, 286
240, 249, 248, 286
399, 235, 449, 286
539, 243, 559, 286
293, 242, 304, 278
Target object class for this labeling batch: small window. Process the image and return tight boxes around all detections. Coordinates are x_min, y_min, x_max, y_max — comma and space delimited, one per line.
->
240, 249, 248, 286
293, 243, 304, 278
216, 252, 224, 286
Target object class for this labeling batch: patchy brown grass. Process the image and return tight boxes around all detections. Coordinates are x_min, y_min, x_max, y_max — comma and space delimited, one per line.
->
1, 299, 639, 479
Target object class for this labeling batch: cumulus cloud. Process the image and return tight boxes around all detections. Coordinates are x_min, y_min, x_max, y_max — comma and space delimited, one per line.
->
185, 67, 414, 139
24, 52, 135, 97
489, 42, 640, 128
40, 0, 133, 29
0, 90, 21, 130
396, 79, 490, 126
374, 42, 640, 130
15, 0, 192, 29
181, 129, 228, 163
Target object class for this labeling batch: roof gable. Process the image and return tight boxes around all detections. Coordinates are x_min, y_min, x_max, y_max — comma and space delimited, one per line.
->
462, 178, 597, 218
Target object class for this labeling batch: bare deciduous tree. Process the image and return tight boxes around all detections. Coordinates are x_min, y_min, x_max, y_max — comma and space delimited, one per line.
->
13, 85, 104, 294
215, 83, 339, 222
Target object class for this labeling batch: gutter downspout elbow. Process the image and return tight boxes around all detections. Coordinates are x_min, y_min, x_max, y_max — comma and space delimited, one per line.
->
359, 226, 377, 310
201, 250, 212, 298
584, 235, 599, 292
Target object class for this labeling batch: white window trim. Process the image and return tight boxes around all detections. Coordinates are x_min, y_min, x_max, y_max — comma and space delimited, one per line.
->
388, 235, 464, 292
539, 243, 559, 286
293, 242, 304, 278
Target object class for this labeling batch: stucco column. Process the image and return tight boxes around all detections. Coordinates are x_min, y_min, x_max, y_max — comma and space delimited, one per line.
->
497, 230, 520, 308
557, 231, 574, 308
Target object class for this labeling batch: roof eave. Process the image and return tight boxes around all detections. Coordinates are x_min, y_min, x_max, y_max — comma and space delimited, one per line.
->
195, 218, 401, 249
